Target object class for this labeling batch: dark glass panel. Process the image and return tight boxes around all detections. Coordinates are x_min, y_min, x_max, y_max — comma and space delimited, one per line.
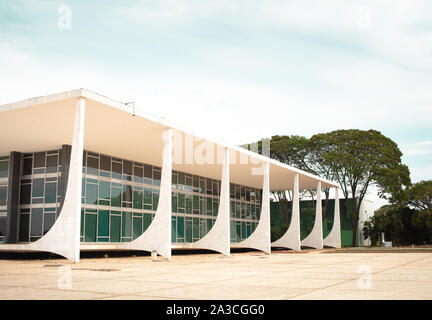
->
144, 165, 152, 179
206, 178, 212, 195
43, 212, 55, 235
133, 165, 143, 183
172, 194, 178, 214
177, 216, 184, 240
87, 156, 98, 176
171, 217, 176, 242
33, 152, 46, 168
18, 214, 30, 242
32, 178, 44, 198
84, 213, 97, 242
178, 193, 185, 209
153, 169, 161, 186
200, 218, 208, 238
152, 191, 159, 211
99, 180, 110, 202
112, 161, 122, 180
100, 155, 111, 171
143, 213, 152, 233
178, 172, 185, 185
185, 218, 192, 242
143, 188, 152, 205
111, 186, 121, 207
193, 175, 199, 189
98, 210, 109, 237
45, 182, 57, 203
0, 185, 7, 206
46, 155, 58, 173
193, 195, 199, 210
20, 184, 31, 205
122, 185, 132, 203
23, 158, 32, 175
123, 160, 132, 175
110, 214, 121, 242
121, 211, 132, 238
0, 160, 8, 178
133, 189, 143, 209
132, 217, 142, 240
30, 208, 43, 237
193, 217, 199, 241
185, 196, 192, 214
85, 183, 98, 205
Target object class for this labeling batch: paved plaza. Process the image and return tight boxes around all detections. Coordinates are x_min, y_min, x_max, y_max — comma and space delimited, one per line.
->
0, 249, 431, 300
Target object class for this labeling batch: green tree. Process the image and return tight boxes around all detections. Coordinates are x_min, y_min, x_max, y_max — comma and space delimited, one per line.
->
363, 204, 432, 246
407, 180, 432, 217
314, 129, 411, 246
266, 135, 335, 222
259, 135, 310, 225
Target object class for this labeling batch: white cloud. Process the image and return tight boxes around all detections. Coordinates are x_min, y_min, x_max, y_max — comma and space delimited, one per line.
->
401, 141, 432, 157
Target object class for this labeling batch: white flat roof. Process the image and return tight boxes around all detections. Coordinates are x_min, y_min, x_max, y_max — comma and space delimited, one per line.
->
0, 88, 338, 190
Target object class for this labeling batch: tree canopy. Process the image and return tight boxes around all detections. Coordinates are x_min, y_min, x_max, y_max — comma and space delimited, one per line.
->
260, 129, 411, 246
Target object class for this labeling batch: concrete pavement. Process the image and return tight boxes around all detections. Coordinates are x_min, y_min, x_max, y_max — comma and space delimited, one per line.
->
0, 249, 431, 300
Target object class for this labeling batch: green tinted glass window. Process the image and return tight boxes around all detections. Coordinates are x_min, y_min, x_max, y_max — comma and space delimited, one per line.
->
185, 196, 192, 214
110, 214, 121, 242
85, 183, 98, 205
133, 188, 143, 209
111, 186, 121, 207
132, 216, 142, 240
84, 213, 97, 242
121, 212, 132, 238
98, 210, 109, 237
152, 191, 159, 211
99, 181, 110, 201
185, 218, 192, 242
45, 182, 57, 203
32, 178, 44, 198
143, 213, 152, 232
177, 216, 184, 241
171, 217, 176, 242
0, 160, 8, 178
143, 188, 152, 205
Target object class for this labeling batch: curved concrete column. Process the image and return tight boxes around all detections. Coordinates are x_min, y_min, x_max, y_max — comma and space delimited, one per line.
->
233, 162, 271, 254
120, 128, 173, 259
323, 187, 341, 248
0, 97, 85, 262
187, 148, 230, 255
271, 173, 301, 251
301, 181, 324, 249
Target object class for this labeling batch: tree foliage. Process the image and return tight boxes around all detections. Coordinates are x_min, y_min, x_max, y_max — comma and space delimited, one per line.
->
258, 130, 411, 247
407, 180, 432, 216
363, 204, 432, 246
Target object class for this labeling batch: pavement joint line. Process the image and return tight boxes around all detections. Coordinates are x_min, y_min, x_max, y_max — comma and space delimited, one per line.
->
0, 284, 114, 297
284, 254, 432, 299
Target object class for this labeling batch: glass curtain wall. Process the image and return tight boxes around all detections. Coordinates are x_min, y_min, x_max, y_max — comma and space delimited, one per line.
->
18, 151, 62, 242
15, 149, 261, 244
0, 156, 9, 228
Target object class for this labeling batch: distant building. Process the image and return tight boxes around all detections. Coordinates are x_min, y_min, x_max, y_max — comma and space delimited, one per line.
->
270, 198, 374, 247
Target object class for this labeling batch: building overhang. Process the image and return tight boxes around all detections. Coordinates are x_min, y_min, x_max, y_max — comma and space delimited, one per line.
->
0, 88, 338, 190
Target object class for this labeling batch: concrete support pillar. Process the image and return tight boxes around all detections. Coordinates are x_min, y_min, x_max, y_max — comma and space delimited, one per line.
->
301, 181, 324, 249
188, 147, 230, 255
121, 128, 173, 259
323, 187, 341, 248
29, 97, 85, 262
271, 173, 301, 251
234, 162, 271, 254
5, 152, 21, 243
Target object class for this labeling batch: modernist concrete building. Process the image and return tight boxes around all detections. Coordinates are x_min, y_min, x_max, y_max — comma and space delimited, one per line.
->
0, 89, 340, 263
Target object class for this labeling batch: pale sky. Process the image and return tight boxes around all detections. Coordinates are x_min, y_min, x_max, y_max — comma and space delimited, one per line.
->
1, 1, 431, 209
